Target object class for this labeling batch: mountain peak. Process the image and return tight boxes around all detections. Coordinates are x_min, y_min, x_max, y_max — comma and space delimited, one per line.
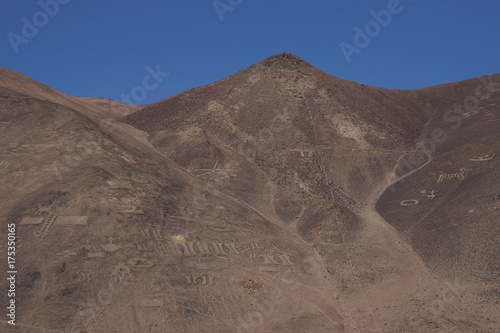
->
254, 53, 313, 70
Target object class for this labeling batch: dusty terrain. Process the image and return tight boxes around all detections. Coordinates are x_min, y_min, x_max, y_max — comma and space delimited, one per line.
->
1, 54, 499, 332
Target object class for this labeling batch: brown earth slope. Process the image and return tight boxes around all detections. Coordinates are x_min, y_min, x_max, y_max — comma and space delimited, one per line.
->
0, 54, 499, 332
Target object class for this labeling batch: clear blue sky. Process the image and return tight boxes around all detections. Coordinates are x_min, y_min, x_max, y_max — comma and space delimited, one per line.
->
2, 0, 499, 105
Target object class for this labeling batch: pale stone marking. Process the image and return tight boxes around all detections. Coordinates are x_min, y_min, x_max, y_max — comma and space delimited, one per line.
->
436, 167, 472, 184
400, 199, 419, 206
140, 299, 164, 307
54, 216, 88, 226
469, 153, 495, 162
185, 274, 215, 285
420, 190, 438, 200
20, 217, 44, 225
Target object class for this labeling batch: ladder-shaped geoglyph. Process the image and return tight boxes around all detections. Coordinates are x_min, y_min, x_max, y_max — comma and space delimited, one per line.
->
33, 206, 58, 239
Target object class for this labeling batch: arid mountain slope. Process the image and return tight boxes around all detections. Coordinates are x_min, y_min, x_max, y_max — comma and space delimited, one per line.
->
0, 66, 345, 332
0, 68, 140, 119
377, 74, 500, 286
122, 53, 500, 332
0, 56, 499, 332
122, 53, 433, 217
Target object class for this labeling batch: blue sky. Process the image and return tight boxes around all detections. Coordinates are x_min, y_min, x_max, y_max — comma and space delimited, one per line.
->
2, 0, 499, 105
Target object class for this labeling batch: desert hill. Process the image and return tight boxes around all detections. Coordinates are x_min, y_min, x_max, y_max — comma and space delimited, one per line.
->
1, 54, 499, 332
